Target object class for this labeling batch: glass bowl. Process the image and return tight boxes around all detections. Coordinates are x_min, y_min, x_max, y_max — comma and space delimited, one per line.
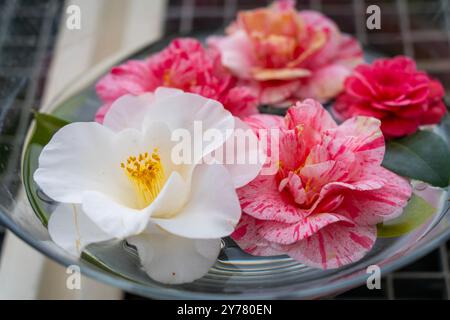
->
1, 37, 450, 300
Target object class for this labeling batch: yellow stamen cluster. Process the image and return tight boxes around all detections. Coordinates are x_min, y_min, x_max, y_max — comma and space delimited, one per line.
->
121, 149, 165, 209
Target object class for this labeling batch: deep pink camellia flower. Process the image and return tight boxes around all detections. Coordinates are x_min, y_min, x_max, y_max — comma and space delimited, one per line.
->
95, 38, 258, 122
333, 56, 447, 139
233, 100, 412, 269
208, 0, 363, 106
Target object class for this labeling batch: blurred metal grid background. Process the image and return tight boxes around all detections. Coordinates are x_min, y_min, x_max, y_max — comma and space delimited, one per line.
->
0, 0, 449, 299
0, 0, 63, 262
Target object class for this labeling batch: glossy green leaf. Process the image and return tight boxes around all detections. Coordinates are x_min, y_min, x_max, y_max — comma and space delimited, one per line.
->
442, 114, 450, 146
81, 251, 137, 282
31, 112, 71, 145
382, 130, 450, 188
377, 194, 437, 238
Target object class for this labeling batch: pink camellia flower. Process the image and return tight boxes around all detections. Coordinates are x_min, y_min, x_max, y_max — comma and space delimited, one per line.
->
95, 38, 258, 122
333, 56, 447, 139
208, 0, 363, 106
233, 99, 412, 269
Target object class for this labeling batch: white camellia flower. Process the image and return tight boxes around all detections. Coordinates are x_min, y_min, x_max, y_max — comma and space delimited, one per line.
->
34, 88, 263, 284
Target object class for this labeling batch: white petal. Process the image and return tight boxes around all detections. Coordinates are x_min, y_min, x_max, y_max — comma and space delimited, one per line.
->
35, 118, 191, 209
152, 87, 184, 100
81, 191, 149, 239
48, 204, 112, 257
34, 122, 130, 204
128, 232, 221, 284
144, 88, 235, 163
219, 117, 265, 188
81, 171, 189, 239
152, 163, 241, 239
147, 171, 190, 219
103, 93, 154, 132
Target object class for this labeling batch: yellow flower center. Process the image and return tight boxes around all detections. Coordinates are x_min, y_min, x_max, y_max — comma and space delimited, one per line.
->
121, 149, 165, 209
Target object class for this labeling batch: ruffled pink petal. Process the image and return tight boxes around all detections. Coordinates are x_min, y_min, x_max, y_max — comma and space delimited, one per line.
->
304, 144, 331, 165
383, 84, 429, 107
300, 159, 350, 192
299, 10, 341, 68
282, 223, 377, 269
422, 100, 447, 125
297, 64, 351, 102
286, 99, 337, 131
380, 116, 420, 139
278, 129, 306, 171
276, 0, 296, 11
337, 168, 412, 225
395, 103, 426, 119
333, 34, 364, 68
222, 86, 259, 117
299, 11, 362, 72
374, 56, 417, 71
243, 114, 287, 133
232, 214, 286, 256
279, 172, 307, 205
259, 212, 352, 245
95, 60, 157, 123
420, 80, 447, 125
237, 174, 306, 224
333, 94, 391, 122
94, 104, 111, 124
243, 114, 287, 172
95, 59, 155, 103
258, 80, 300, 105
324, 116, 385, 166
344, 69, 378, 101
207, 31, 256, 79
285, 99, 337, 150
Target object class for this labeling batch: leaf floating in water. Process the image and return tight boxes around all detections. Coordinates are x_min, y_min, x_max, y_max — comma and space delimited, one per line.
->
377, 193, 437, 238
382, 130, 450, 188
32, 112, 70, 145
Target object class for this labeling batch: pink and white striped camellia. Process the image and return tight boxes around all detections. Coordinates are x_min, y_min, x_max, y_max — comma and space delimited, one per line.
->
233, 99, 412, 269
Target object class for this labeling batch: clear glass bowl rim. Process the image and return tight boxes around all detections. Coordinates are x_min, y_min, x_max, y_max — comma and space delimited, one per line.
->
1, 35, 450, 299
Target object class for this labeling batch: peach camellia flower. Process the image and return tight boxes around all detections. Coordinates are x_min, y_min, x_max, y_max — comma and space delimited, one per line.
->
208, 0, 363, 106
34, 88, 262, 284
95, 38, 258, 123
233, 99, 412, 269
333, 56, 447, 139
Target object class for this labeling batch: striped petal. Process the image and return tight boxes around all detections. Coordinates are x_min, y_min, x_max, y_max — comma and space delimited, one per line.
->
283, 223, 376, 269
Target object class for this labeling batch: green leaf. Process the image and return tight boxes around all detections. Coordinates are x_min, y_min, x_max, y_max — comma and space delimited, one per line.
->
442, 114, 450, 145
31, 112, 70, 145
23, 112, 70, 226
382, 130, 450, 188
377, 194, 437, 238
81, 251, 137, 282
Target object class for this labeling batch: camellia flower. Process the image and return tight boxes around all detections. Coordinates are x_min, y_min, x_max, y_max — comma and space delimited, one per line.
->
34, 88, 262, 284
333, 56, 447, 139
95, 38, 258, 123
233, 99, 412, 269
208, 0, 363, 106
